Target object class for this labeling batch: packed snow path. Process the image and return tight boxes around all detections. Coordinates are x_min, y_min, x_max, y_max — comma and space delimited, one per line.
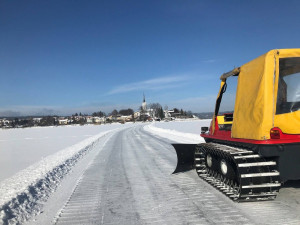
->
26, 124, 300, 225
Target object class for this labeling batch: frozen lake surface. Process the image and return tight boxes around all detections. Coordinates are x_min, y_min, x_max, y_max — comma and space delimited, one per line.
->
0, 123, 133, 181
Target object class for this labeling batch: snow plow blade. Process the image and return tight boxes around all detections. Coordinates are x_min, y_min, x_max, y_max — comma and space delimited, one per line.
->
172, 144, 196, 174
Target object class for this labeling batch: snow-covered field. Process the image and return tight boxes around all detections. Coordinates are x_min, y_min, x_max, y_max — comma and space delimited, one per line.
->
144, 119, 211, 143
0, 123, 132, 182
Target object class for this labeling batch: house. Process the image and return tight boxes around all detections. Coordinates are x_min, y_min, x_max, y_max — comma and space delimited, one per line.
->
134, 111, 140, 119
164, 110, 172, 118
93, 117, 106, 124
86, 116, 93, 124
106, 114, 118, 122
118, 115, 132, 122
1, 118, 11, 127
58, 119, 68, 125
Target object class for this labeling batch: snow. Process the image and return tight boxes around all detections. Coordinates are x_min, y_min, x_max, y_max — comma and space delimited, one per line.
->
153, 119, 211, 134
1, 121, 300, 224
144, 119, 211, 143
0, 124, 130, 182
0, 123, 137, 224
0, 120, 210, 224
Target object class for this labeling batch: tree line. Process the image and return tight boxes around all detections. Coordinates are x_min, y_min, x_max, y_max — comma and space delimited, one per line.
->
1, 104, 193, 128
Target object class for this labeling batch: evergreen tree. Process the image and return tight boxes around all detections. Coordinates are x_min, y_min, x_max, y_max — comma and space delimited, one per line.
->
159, 107, 165, 119
173, 108, 179, 113
119, 108, 134, 116
111, 109, 118, 116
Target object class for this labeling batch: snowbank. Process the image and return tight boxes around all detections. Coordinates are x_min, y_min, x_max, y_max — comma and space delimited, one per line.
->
153, 119, 211, 134
0, 128, 119, 224
144, 120, 211, 143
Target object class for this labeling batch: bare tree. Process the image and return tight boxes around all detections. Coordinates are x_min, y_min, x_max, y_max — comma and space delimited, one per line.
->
148, 103, 162, 117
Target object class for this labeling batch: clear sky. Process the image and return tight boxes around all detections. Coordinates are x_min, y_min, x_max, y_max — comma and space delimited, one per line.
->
1, 0, 300, 116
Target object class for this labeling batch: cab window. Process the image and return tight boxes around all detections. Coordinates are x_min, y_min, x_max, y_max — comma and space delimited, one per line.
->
276, 57, 300, 114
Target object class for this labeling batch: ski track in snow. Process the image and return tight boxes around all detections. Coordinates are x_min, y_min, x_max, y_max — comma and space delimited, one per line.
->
0, 125, 134, 225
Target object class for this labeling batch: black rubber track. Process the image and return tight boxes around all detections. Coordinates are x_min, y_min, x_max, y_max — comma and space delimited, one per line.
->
195, 143, 281, 202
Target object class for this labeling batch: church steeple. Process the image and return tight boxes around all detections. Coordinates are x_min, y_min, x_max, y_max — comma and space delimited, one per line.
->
142, 93, 147, 111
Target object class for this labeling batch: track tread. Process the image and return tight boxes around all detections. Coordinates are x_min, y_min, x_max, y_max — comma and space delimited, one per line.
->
195, 143, 281, 202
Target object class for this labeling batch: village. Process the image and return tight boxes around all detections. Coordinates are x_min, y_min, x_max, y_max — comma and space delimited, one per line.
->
0, 96, 197, 128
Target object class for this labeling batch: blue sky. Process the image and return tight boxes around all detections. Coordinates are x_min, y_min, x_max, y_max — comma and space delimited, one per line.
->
1, 0, 300, 116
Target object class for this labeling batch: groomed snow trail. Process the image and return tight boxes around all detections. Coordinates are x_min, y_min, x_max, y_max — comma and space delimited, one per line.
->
54, 126, 252, 225
23, 124, 300, 224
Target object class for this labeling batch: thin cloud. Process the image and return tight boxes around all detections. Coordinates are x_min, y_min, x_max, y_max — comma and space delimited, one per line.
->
201, 59, 216, 63
107, 75, 192, 95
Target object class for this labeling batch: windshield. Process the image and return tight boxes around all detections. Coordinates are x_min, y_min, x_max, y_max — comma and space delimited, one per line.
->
219, 76, 238, 114
276, 57, 300, 114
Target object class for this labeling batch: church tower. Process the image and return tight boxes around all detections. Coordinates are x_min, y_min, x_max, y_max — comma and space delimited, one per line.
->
142, 93, 147, 111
